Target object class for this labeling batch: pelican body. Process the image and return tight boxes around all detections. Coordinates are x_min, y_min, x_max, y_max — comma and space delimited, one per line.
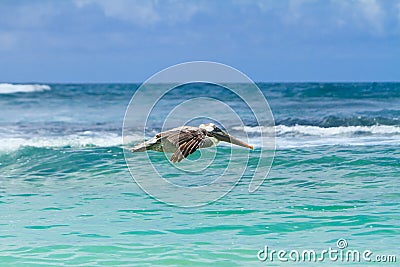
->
131, 123, 253, 163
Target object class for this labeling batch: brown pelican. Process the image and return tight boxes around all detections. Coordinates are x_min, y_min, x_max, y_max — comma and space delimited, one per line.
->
130, 123, 253, 163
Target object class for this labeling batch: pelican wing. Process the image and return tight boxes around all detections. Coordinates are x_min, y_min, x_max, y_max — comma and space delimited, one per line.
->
166, 128, 206, 163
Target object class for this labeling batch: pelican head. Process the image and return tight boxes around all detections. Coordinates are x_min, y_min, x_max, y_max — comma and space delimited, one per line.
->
199, 123, 254, 150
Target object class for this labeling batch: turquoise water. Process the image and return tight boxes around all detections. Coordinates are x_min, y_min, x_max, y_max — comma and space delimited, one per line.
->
0, 83, 399, 266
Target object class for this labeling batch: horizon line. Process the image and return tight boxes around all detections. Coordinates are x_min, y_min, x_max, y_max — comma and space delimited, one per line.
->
1, 80, 400, 84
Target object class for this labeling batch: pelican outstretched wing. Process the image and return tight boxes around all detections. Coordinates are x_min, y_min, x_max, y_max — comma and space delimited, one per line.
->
164, 127, 206, 163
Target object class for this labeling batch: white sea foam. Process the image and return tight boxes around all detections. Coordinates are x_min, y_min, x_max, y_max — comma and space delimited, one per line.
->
234, 125, 400, 149
0, 133, 124, 151
0, 83, 51, 94
1, 125, 399, 151
233, 125, 400, 136
276, 125, 400, 136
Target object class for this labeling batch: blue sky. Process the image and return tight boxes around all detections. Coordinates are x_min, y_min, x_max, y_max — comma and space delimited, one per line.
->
0, 0, 399, 83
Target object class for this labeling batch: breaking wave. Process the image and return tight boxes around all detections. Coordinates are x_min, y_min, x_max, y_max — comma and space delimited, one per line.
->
1, 124, 400, 152
0, 83, 51, 94
0, 132, 123, 151
234, 125, 400, 137
237, 124, 400, 148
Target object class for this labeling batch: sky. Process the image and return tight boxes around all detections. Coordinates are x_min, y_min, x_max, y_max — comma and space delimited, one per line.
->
0, 0, 399, 83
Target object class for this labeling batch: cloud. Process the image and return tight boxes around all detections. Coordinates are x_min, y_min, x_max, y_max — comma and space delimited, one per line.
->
73, 0, 204, 26
286, 0, 318, 22
75, 0, 160, 25
357, 0, 384, 34
0, 1, 60, 29
232, 0, 387, 35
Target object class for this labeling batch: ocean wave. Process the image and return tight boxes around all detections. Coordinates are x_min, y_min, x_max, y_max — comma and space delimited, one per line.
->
234, 125, 400, 136
268, 82, 400, 99
276, 115, 400, 127
0, 83, 51, 94
0, 133, 123, 151
1, 125, 399, 152
234, 124, 400, 148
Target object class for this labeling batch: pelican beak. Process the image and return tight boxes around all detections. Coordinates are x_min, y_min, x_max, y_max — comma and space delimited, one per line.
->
214, 132, 253, 150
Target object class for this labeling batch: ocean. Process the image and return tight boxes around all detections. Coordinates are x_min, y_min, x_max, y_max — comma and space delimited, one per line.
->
0, 82, 399, 266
